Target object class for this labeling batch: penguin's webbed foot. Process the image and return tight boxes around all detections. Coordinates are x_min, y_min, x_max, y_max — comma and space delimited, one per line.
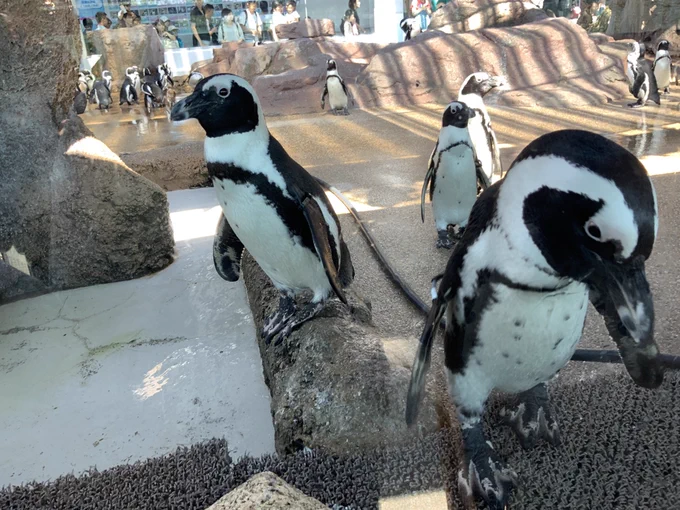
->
628, 100, 645, 108
262, 294, 297, 345
500, 382, 561, 450
458, 418, 517, 510
343, 107, 350, 116
435, 229, 455, 250
262, 295, 325, 346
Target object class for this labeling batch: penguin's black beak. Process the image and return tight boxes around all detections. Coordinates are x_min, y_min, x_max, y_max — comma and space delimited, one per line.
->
587, 255, 663, 389
170, 91, 207, 122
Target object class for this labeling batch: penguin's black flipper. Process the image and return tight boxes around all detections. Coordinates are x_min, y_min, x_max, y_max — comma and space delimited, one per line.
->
339, 238, 355, 288
421, 141, 438, 223
301, 195, 348, 305
475, 158, 492, 190
213, 214, 245, 282
321, 82, 328, 110
130, 84, 138, 103
406, 296, 446, 426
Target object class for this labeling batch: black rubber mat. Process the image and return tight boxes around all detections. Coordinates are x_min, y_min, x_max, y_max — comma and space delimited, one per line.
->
2, 369, 678, 510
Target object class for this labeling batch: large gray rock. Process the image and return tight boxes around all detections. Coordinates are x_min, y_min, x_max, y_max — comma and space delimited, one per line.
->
0, 1, 174, 301
88, 25, 165, 87
242, 253, 439, 455
607, 0, 680, 46
428, 0, 548, 33
206, 472, 327, 510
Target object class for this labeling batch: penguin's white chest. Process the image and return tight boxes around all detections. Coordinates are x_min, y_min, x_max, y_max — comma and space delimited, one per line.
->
213, 178, 332, 301
452, 282, 589, 407
655, 57, 671, 89
432, 145, 478, 230
327, 77, 348, 110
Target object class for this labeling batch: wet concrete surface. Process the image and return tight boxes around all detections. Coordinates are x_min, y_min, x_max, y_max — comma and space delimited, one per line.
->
0, 189, 275, 487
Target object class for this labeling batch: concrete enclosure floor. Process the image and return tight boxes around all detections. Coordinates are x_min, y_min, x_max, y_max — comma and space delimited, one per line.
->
2, 91, 680, 491
0, 188, 275, 487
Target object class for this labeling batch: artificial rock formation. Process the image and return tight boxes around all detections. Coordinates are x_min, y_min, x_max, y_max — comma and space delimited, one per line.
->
88, 25, 165, 87
275, 19, 336, 39
428, 0, 548, 33
358, 17, 629, 108
0, 0, 174, 301
607, 0, 680, 47
242, 253, 439, 455
206, 472, 327, 510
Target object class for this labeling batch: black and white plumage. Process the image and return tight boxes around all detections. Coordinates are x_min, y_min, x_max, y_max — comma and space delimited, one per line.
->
421, 101, 490, 250
73, 87, 87, 114
102, 70, 112, 92
90, 78, 112, 110
653, 39, 672, 95
171, 74, 355, 345
399, 17, 421, 41
407, 129, 663, 510
119, 67, 139, 106
79, 70, 95, 95
457, 72, 504, 183
141, 72, 165, 114
125, 66, 141, 93
626, 41, 661, 108
321, 59, 352, 116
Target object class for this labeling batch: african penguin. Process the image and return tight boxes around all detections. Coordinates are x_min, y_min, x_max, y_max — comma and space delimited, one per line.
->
626, 41, 661, 108
74, 87, 87, 114
321, 59, 352, 116
421, 101, 490, 250
170, 73, 355, 345
102, 70, 112, 92
406, 129, 663, 510
653, 39, 672, 95
188, 71, 204, 88
457, 72, 504, 183
91, 78, 112, 110
80, 70, 95, 95
141, 72, 165, 114
119, 69, 139, 106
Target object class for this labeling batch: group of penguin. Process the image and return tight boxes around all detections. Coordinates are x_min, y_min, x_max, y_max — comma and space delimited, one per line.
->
74, 64, 175, 115
627, 38, 676, 108
170, 67, 665, 510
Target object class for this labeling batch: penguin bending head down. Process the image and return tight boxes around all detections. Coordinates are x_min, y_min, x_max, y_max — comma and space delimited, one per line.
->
91, 77, 112, 110
171, 74, 355, 345
626, 41, 661, 108
457, 72, 505, 183
653, 39, 672, 95
321, 59, 352, 116
407, 129, 663, 510
421, 101, 490, 249
120, 68, 139, 106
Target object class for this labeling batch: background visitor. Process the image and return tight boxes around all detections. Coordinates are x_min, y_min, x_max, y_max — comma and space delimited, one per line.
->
411, 0, 432, 31
219, 8, 245, 43
190, 0, 210, 47
285, 1, 301, 23
239, 2, 264, 44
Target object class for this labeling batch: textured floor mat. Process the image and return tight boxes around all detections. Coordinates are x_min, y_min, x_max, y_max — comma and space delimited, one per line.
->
2, 369, 679, 510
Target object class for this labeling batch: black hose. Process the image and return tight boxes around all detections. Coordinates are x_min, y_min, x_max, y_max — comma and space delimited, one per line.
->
316, 177, 680, 370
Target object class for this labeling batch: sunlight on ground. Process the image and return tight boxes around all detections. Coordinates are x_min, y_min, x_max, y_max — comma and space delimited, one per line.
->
641, 152, 680, 176
65, 136, 126, 165
170, 206, 222, 242
378, 490, 448, 509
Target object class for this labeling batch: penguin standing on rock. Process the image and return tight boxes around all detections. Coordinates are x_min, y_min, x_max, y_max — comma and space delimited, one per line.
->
653, 39, 672, 95
171, 74, 355, 345
421, 101, 490, 249
457, 72, 505, 183
407, 129, 664, 510
626, 41, 661, 108
321, 59, 352, 116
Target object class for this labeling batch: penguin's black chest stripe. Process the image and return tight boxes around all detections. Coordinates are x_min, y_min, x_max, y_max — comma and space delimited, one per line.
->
210, 162, 320, 260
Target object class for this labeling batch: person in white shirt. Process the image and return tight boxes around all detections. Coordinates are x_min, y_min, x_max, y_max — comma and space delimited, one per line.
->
285, 0, 301, 23
219, 8, 245, 43
270, 2, 286, 41
239, 1, 263, 44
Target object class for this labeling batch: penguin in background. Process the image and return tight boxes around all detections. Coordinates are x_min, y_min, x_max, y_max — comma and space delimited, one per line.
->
102, 70, 113, 92
79, 70, 95, 95
73, 86, 87, 114
421, 101, 490, 249
91, 76, 112, 110
457, 72, 505, 183
119, 68, 139, 106
626, 41, 661, 108
321, 59, 353, 116
171, 73, 355, 345
407, 129, 663, 510
653, 39, 672, 95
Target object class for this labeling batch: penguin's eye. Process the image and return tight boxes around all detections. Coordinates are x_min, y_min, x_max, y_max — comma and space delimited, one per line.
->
585, 222, 602, 241
218, 88, 229, 98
